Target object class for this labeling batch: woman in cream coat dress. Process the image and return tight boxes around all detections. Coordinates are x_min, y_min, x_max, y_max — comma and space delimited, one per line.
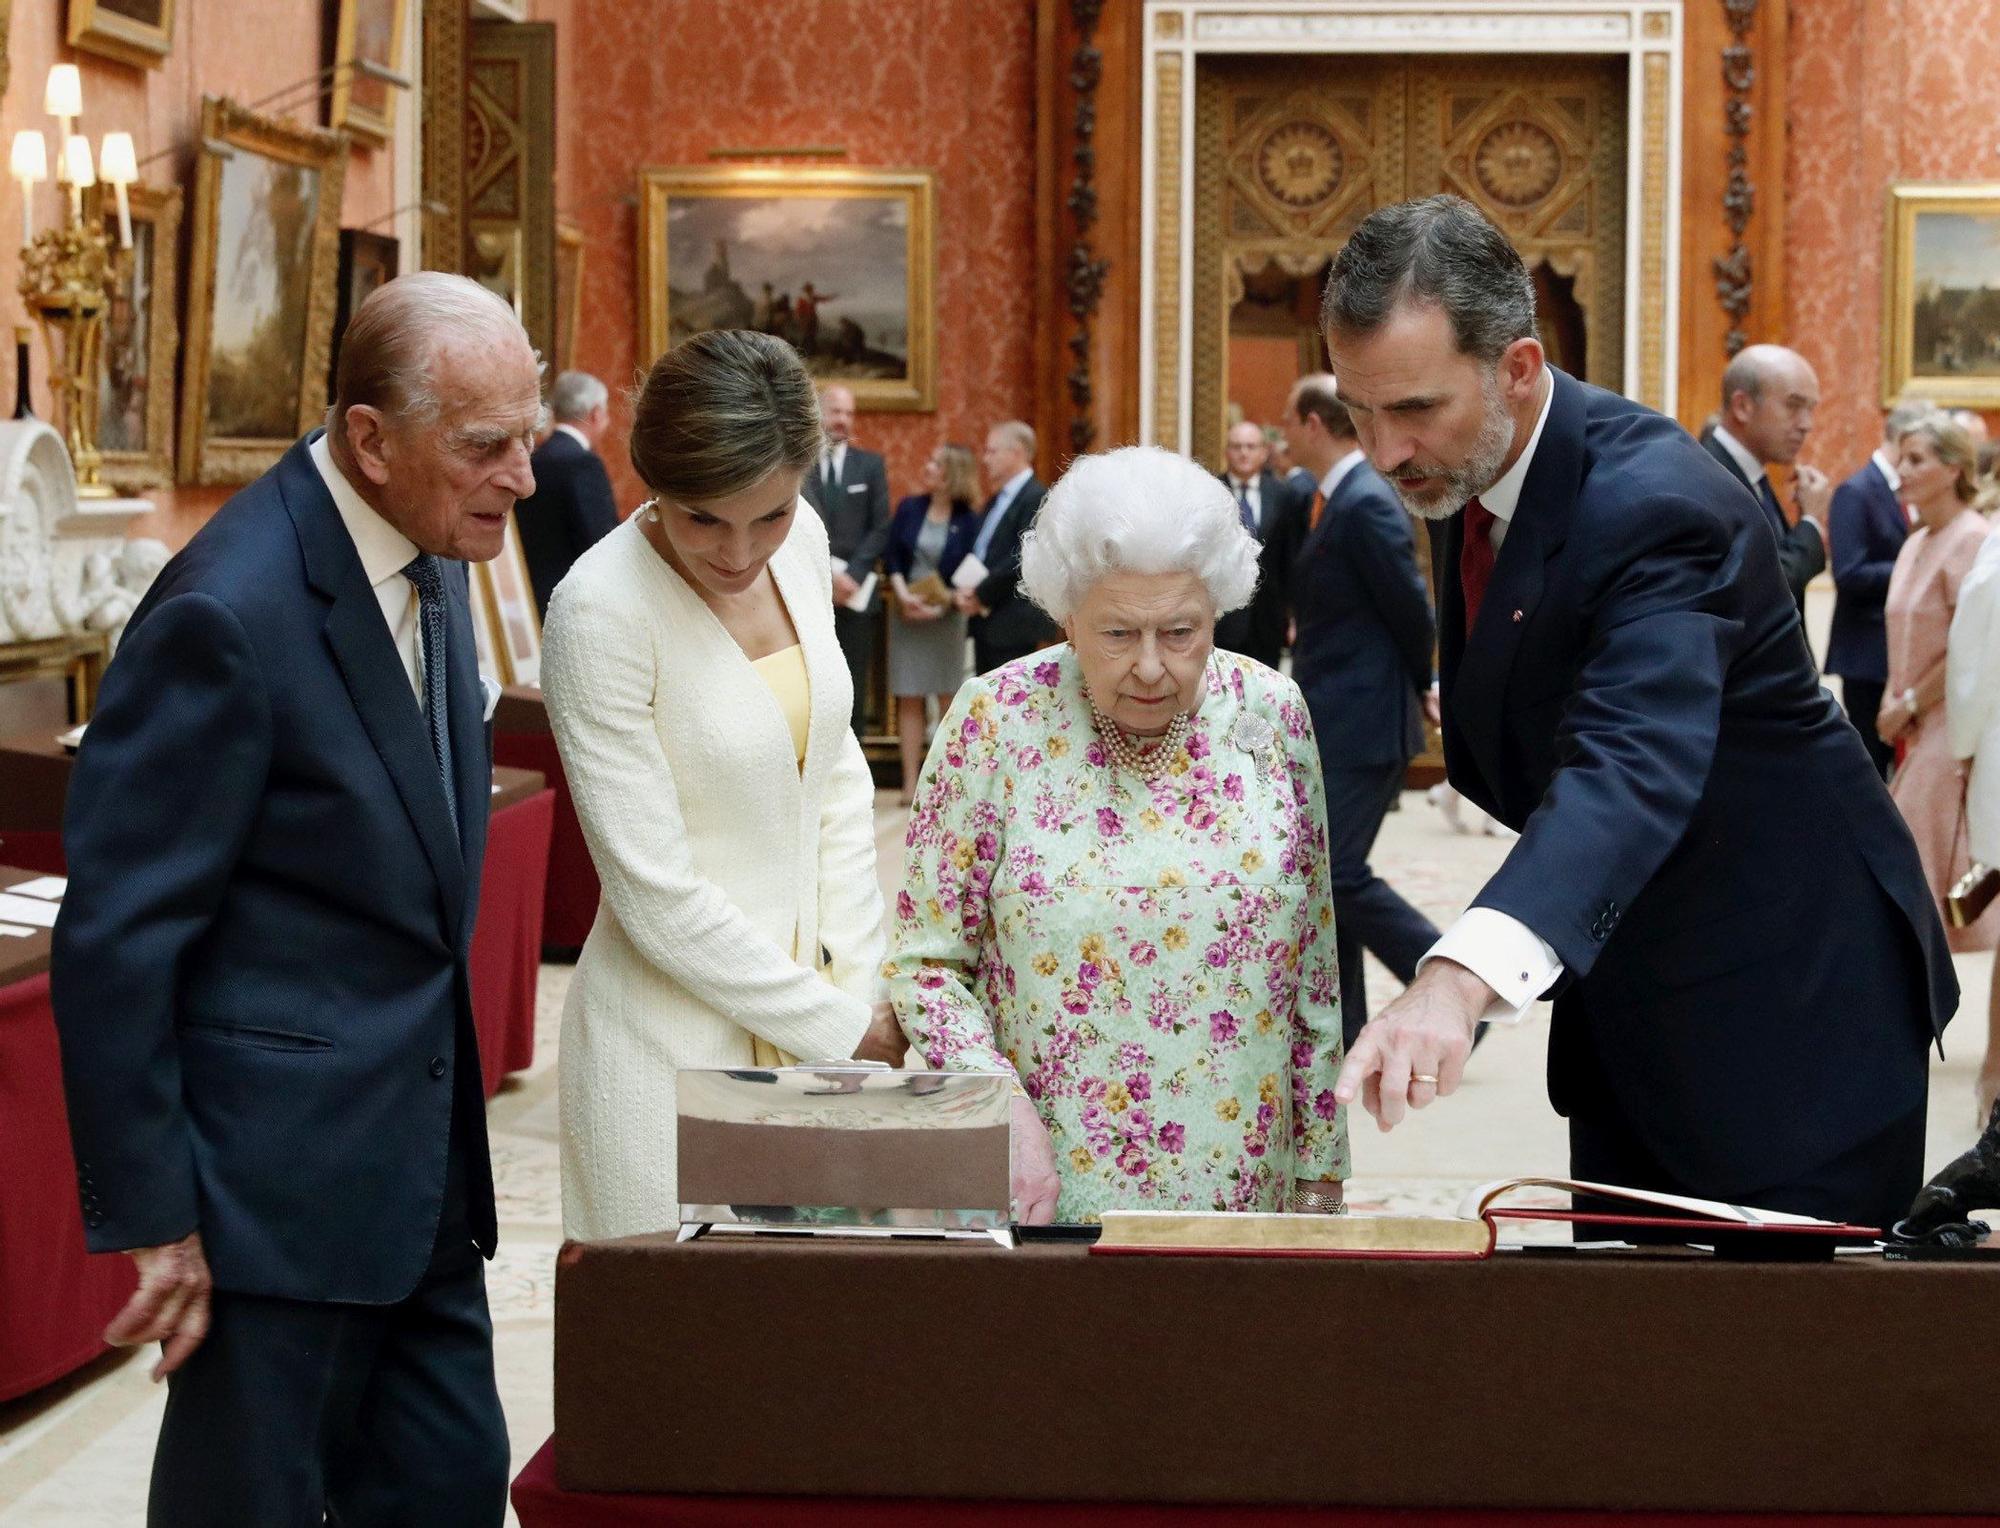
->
1949, 511, 2000, 1126
541, 331, 903, 1241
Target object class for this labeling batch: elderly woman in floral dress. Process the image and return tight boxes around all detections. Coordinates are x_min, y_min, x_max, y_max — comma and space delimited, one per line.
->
884, 445, 1349, 1223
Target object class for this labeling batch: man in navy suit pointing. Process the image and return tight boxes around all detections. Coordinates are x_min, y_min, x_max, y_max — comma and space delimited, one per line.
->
52, 273, 540, 1526
1323, 197, 1954, 1230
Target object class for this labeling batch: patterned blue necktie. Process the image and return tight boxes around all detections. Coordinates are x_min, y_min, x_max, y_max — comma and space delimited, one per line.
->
403, 553, 459, 841
1236, 481, 1256, 533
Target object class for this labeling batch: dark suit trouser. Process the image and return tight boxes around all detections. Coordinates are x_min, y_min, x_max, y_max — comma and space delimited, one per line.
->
1841, 678, 1895, 780
833, 605, 878, 736
1323, 760, 1441, 1047
148, 1118, 506, 1528
1569, 1095, 1927, 1242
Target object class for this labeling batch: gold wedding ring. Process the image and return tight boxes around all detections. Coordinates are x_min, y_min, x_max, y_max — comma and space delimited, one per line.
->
1409, 1073, 1439, 1086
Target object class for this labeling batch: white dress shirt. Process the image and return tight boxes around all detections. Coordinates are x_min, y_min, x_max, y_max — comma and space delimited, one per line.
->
554, 422, 593, 452
821, 440, 848, 487
311, 434, 424, 704
1416, 373, 1563, 1021
1872, 448, 1901, 494
1318, 446, 1368, 504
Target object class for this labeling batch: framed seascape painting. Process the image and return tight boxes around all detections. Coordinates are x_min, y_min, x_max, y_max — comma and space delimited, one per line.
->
86, 180, 180, 491
637, 164, 936, 411
328, 0, 409, 145
68, 0, 172, 70
1884, 183, 2000, 408
180, 97, 349, 486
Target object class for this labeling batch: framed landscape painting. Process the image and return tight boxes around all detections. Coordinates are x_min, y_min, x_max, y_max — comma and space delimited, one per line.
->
180, 97, 348, 486
68, 0, 173, 70
328, 0, 408, 145
637, 164, 936, 411
87, 180, 180, 490
1884, 182, 2000, 407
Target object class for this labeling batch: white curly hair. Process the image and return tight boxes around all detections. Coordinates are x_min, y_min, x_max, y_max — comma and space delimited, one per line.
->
1019, 445, 1260, 625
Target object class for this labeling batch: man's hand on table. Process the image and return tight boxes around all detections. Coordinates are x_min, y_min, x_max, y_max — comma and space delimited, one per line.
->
1010, 1094, 1060, 1225
106, 1230, 212, 1381
1334, 958, 1489, 1130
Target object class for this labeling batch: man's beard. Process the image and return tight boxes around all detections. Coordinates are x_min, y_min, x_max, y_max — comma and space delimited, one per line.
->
1386, 375, 1517, 522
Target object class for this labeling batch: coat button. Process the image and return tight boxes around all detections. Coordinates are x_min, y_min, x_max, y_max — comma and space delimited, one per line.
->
428, 1056, 447, 1079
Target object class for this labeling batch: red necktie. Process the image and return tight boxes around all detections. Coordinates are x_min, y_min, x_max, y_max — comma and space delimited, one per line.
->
1461, 497, 1497, 633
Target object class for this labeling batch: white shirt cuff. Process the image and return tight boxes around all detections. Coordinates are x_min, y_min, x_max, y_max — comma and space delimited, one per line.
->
1416, 908, 1564, 1023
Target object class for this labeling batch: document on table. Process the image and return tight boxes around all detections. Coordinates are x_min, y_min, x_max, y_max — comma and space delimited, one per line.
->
0, 924, 30, 939
950, 555, 989, 593
7, 877, 65, 900
0, 894, 58, 928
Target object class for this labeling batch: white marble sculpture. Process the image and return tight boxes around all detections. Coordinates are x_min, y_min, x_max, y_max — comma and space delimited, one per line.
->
0, 418, 163, 651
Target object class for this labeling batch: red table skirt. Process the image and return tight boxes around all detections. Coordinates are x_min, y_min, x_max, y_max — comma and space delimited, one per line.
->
493, 728, 598, 950
509, 1439, 1999, 1527
469, 788, 554, 1097
0, 972, 137, 1402
0, 830, 67, 877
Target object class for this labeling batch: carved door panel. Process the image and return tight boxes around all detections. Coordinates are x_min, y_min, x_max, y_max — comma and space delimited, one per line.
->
1407, 59, 1626, 391
466, 21, 557, 363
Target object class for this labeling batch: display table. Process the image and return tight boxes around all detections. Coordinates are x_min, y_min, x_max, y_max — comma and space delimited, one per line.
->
0, 866, 135, 1402
492, 686, 599, 951
539, 1234, 2000, 1518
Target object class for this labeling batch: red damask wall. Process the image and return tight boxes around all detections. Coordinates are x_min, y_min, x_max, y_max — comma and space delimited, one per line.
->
564, 0, 1040, 512
1786, 0, 2000, 479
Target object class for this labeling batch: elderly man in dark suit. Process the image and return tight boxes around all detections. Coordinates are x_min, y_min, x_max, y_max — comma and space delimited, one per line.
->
800, 382, 892, 734
1281, 373, 1440, 1044
1700, 344, 1834, 633
1829, 399, 1929, 778
1214, 418, 1303, 667
52, 273, 539, 1526
518, 369, 621, 618
1324, 197, 1954, 1231
956, 420, 1057, 673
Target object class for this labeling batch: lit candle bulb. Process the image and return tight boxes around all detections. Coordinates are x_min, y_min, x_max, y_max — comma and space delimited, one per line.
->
98, 133, 135, 249
63, 134, 93, 223
44, 65, 82, 155
10, 132, 46, 248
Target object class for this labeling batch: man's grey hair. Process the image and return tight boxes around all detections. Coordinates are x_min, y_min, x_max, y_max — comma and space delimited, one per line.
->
990, 419, 1036, 458
1319, 194, 1536, 364
1886, 397, 1935, 443
328, 271, 541, 436
1020, 445, 1259, 625
549, 370, 608, 422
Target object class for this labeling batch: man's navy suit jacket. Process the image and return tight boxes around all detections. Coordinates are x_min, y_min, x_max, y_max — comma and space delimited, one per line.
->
1291, 457, 1434, 769
1826, 455, 1909, 683
1430, 369, 1955, 1195
519, 428, 619, 618
51, 432, 497, 1306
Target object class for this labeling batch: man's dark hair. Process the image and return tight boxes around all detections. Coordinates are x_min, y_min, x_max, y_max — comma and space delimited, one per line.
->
1291, 375, 1354, 440
1319, 194, 1536, 364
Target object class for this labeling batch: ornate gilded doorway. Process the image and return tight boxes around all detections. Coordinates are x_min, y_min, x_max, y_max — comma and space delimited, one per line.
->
1191, 55, 1628, 468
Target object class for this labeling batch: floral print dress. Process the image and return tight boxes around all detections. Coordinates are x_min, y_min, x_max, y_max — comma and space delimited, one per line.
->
884, 646, 1349, 1221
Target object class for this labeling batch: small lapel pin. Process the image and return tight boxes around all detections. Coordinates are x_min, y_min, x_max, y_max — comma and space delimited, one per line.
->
1511, 609, 1523, 622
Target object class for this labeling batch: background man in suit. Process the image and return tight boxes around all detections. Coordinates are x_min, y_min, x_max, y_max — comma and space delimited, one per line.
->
1281, 373, 1441, 1045
800, 382, 892, 734
51, 273, 540, 1526
1215, 419, 1303, 667
956, 420, 1056, 672
1830, 399, 1929, 778
1323, 197, 1953, 1231
1702, 345, 1833, 631
518, 369, 620, 618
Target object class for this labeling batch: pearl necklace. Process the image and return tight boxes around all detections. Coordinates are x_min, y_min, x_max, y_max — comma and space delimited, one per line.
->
1087, 697, 1192, 782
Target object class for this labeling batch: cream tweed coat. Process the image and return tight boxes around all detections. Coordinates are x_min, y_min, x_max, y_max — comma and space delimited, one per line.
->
542, 506, 883, 1240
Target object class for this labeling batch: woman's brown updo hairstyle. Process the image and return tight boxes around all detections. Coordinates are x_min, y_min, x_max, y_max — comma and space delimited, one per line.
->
629, 329, 823, 504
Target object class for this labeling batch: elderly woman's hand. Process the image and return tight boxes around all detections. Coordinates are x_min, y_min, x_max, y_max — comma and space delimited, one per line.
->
1010, 1094, 1061, 1225
852, 1001, 909, 1067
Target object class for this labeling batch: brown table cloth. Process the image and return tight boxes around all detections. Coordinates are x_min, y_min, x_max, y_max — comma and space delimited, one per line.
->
553, 1234, 2000, 1514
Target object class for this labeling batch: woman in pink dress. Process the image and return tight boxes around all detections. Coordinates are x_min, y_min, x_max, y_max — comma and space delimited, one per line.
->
1879, 413, 1997, 953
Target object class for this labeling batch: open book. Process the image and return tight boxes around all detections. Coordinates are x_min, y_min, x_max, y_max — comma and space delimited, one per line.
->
1091, 1178, 1877, 1259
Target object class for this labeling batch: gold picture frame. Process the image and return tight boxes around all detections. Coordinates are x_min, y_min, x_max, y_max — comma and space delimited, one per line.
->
328, 0, 409, 146
179, 97, 349, 487
67, 0, 172, 71
1883, 182, 2000, 408
554, 218, 586, 374
85, 180, 181, 491
637, 164, 937, 411
475, 511, 541, 687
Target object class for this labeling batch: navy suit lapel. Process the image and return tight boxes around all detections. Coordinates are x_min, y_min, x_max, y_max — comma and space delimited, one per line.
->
278, 435, 468, 938
1445, 369, 1582, 811
444, 560, 488, 947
